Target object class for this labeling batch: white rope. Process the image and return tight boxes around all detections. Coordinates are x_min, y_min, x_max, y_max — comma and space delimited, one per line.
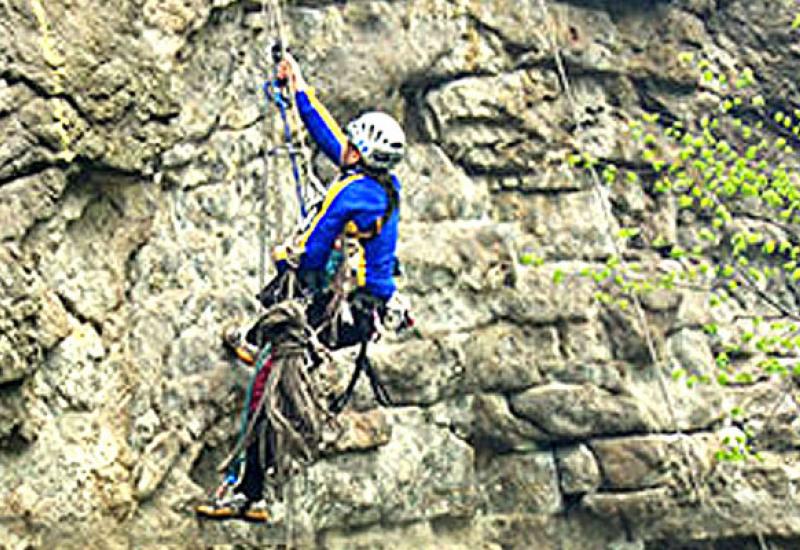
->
258, 3, 314, 544
536, 0, 703, 501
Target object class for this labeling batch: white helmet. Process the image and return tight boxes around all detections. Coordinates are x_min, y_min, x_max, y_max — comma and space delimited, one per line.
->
345, 111, 406, 170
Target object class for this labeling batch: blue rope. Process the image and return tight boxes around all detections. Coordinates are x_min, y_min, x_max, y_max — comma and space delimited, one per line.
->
225, 342, 273, 479
263, 78, 307, 219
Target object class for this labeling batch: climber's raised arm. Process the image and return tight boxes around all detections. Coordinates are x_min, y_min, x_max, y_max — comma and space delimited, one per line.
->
277, 53, 350, 167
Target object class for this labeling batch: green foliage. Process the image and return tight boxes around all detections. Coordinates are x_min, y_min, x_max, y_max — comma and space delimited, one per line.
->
519, 252, 541, 266
529, 39, 800, 464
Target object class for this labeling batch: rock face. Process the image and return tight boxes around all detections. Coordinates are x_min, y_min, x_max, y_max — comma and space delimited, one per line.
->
1, 0, 800, 548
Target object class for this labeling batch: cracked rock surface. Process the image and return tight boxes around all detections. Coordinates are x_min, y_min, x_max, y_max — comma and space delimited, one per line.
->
1, 0, 800, 548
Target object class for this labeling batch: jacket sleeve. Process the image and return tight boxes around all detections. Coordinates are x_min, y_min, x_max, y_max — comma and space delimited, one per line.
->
297, 176, 369, 270
296, 88, 348, 166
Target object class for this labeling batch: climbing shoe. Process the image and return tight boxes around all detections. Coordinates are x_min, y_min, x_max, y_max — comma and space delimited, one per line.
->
241, 499, 270, 523
195, 494, 270, 523
222, 323, 259, 366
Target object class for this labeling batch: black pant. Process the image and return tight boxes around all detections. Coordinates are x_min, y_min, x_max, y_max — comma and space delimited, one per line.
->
238, 415, 272, 501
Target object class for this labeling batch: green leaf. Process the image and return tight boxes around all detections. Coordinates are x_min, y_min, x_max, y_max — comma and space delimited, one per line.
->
793, 13, 800, 29
520, 252, 544, 266
730, 406, 743, 418
618, 227, 641, 240
593, 291, 612, 304
642, 112, 660, 124
752, 95, 765, 107
672, 367, 686, 381
717, 373, 729, 385
670, 246, 686, 259
763, 240, 777, 254
652, 235, 669, 248
698, 228, 715, 241
553, 269, 565, 284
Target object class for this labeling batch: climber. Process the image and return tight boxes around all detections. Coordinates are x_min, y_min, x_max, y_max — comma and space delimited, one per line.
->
195, 50, 410, 523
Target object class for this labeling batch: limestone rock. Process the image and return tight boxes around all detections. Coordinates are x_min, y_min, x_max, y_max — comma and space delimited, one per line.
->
478, 511, 632, 550
478, 451, 562, 515
0, 169, 67, 240
509, 382, 657, 440
395, 144, 490, 222
561, 321, 614, 364
1, 0, 799, 546
470, 323, 558, 392
668, 329, 715, 378
425, 69, 566, 173
290, 409, 477, 530
326, 409, 392, 453
493, 190, 618, 260
555, 444, 602, 495
490, 262, 599, 325
473, 393, 550, 452
368, 333, 470, 406
590, 434, 707, 491
134, 431, 181, 501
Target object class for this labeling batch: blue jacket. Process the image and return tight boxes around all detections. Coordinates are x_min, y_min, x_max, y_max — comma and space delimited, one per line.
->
293, 89, 400, 300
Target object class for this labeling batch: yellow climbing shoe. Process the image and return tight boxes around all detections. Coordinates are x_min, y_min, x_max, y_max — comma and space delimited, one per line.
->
195, 494, 269, 523
222, 324, 258, 366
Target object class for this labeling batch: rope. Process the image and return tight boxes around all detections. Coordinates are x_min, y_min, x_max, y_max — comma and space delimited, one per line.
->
255, 3, 319, 542
536, 0, 703, 502
217, 344, 274, 474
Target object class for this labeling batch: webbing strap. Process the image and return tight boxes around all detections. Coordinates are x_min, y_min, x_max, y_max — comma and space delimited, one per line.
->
328, 337, 392, 414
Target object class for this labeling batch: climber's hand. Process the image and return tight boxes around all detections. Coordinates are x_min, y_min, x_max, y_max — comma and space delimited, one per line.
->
383, 292, 414, 334
276, 52, 307, 91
